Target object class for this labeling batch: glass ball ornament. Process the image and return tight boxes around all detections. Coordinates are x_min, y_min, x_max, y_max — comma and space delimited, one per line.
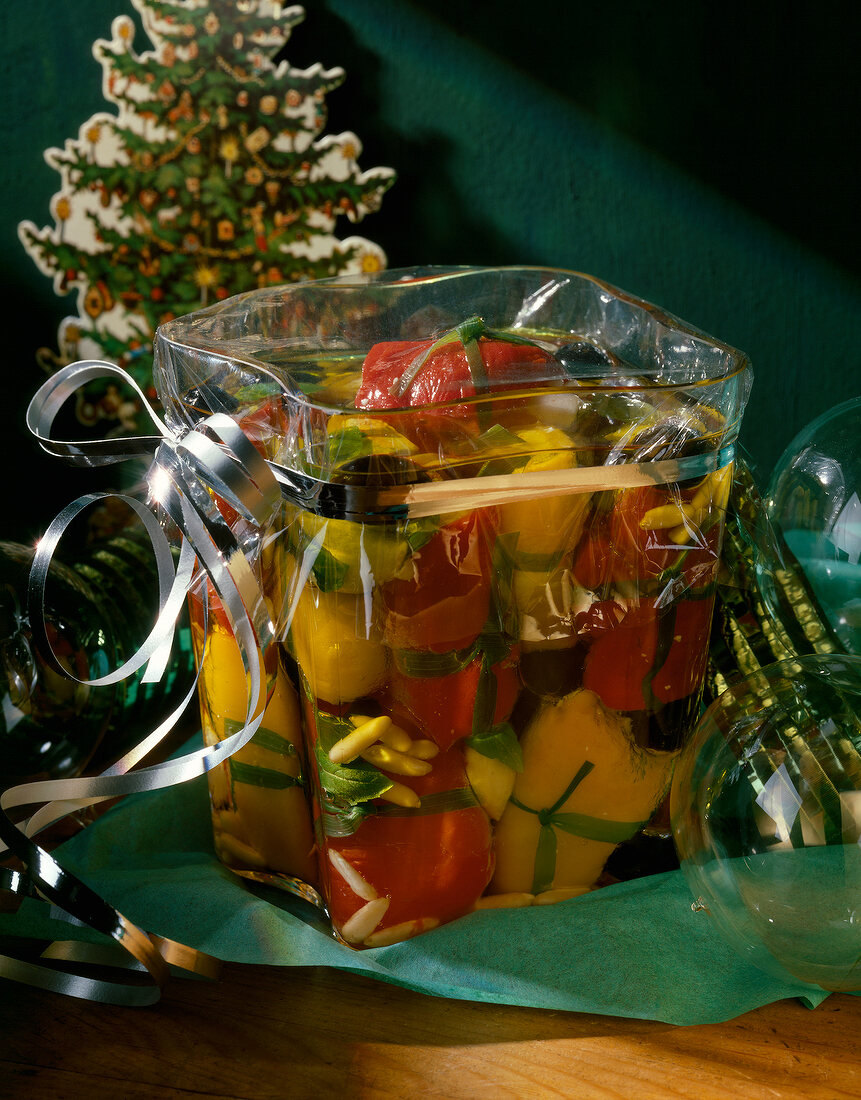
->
671, 653, 861, 992
759, 396, 861, 657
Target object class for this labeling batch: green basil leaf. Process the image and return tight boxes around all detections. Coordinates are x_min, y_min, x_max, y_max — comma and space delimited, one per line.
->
477, 630, 512, 669
475, 456, 513, 477
549, 811, 646, 845
490, 531, 520, 591
509, 549, 565, 572
394, 643, 477, 678
471, 654, 497, 737
229, 760, 303, 790
483, 325, 552, 349
478, 456, 531, 478
234, 382, 281, 404
319, 794, 374, 838
313, 740, 392, 805
466, 721, 524, 772
372, 787, 479, 817
455, 314, 486, 345
224, 719, 297, 757
476, 423, 523, 451
327, 426, 371, 467
404, 519, 437, 553
311, 545, 350, 592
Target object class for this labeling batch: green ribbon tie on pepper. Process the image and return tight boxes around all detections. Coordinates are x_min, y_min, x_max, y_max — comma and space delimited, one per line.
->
509, 760, 649, 895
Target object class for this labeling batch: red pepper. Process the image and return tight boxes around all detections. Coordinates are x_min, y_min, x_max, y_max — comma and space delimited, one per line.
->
357, 335, 560, 411
572, 487, 720, 591
379, 647, 521, 753
571, 530, 613, 591
355, 330, 564, 447
380, 509, 497, 652
607, 487, 677, 583
323, 744, 494, 939
649, 597, 714, 704
580, 596, 715, 710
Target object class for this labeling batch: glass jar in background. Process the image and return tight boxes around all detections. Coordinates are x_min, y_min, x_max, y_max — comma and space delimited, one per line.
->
72, 525, 196, 764
0, 526, 196, 790
0, 540, 117, 786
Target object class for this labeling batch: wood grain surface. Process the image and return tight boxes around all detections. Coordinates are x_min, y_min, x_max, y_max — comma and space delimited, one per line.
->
2, 962, 859, 1099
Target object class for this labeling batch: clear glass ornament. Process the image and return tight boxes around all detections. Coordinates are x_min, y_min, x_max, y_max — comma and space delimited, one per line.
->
759, 397, 861, 657
671, 653, 861, 992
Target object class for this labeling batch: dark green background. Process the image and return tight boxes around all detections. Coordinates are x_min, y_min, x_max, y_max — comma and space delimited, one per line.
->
3, 0, 859, 542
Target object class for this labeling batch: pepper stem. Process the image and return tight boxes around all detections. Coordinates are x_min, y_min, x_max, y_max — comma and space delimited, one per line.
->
392, 315, 487, 399
391, 315, 548, 401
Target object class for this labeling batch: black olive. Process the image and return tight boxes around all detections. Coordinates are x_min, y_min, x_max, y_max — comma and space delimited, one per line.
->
337, 452, 427, 487
557, 340, 619, 372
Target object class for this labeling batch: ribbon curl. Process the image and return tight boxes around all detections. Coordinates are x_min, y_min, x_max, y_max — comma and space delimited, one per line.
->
1, 361, 283, 1004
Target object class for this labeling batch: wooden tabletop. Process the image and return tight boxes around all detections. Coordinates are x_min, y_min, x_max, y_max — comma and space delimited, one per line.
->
1, 960, 859, 1099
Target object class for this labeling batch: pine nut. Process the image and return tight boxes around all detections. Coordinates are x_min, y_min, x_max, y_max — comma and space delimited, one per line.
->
407, 739, 440, 760
327, 848, 378, 901
379, 723, 414, 753
340, 897, 390, 943
692, 465, 731, 509
363, 916, 439, 948
378, 782, 421, 808
214, 831, 268, 869
329, 715, 393, 764
361, 744, 432, 776
639, 502, 695, 531
669, 521, 699, 545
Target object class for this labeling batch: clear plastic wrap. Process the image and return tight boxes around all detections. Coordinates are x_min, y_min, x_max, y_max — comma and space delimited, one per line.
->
154, 266, 752, 947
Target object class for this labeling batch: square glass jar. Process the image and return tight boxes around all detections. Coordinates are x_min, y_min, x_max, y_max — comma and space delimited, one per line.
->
154, 266, 752, 948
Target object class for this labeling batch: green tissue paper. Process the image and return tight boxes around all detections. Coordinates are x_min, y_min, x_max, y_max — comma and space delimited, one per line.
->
0, 774, 831, 1025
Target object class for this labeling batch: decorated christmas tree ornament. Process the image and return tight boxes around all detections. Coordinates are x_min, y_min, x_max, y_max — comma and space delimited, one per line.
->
671, 652, 861, 993
18, 0, 395, 415
759, 397, 861, 659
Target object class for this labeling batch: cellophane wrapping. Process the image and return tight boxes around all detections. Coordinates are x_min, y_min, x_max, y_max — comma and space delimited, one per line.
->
153, 266, 752, 948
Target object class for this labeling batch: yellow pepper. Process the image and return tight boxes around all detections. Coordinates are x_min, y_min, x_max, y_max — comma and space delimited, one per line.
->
193, 617, 318, 885
497, 425, 591, 564
640, 465, 733, 545
288, 579, 387, 704
489, 689, 674, 896
510, 563, 590, 649
291, 510, 410, 594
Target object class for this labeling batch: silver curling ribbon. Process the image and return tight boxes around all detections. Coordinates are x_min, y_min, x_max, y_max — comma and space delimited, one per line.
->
0, 361, 283, 1004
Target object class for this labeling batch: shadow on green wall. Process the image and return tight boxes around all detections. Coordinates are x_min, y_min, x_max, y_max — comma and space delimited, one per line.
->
4, 0, 860, 543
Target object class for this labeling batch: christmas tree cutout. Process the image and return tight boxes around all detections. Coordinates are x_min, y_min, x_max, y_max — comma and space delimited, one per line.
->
19, 0, 395, 423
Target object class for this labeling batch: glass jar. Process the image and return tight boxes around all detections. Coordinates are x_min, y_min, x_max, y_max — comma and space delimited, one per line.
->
155, 266, 752, 947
